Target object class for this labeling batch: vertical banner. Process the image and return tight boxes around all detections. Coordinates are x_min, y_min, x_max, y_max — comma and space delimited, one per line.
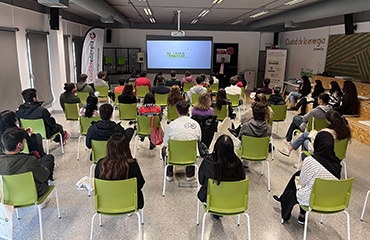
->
81, 28, 104, 84
264, 49, 287, 89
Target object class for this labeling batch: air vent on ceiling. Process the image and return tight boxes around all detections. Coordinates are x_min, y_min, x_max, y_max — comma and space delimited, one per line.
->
38, 0, 69, 8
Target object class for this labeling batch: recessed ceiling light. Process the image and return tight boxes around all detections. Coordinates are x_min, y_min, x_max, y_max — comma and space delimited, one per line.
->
213, 0, 223, 3
284, 0, 305, 6
149, 17, 156, 23
249, 11, 268, 18
144, 7, 152, 16
198, 9, 210, 18
191, 19, 198, 24
230, 20, 243, 25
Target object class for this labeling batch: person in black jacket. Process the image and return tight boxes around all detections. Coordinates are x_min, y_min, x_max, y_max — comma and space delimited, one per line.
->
268, 87, 285, 106
198, 134, 245, 220
166, 70, 181, 88
334, 80, 360, 115
85, 104, 134, 160
151, 76, 170, 95
95, 133, 145, 209
291, 80, 325, 115
16, 88, 69, 145
118, 84, 137, 104
285, 76, 311, 109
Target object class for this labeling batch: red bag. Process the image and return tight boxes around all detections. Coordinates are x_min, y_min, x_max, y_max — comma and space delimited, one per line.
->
150, 116, 163, 145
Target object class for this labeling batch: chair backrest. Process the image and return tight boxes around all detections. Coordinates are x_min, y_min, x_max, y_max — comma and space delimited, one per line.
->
94, 178, 138, 213
265, 94, 271, 99
79, 116, 101, 136
2, 172, 37, 206
213, 105, 228, 121
21, 138, 29, 154
334, 138, 349, 160
136, 86, 149, 98
226, 94, 240, 107
64, 103, 79, 121
91, 140, 108, 164
167, 139, 197, 165
20, 118, 47, 139
241, 87, 245, 98
240, 135, 270, 161
137, 115, 160, 136
119, 103, 137, 121
183, 82, 194, 92
166, 104, 179, 122
191, 93, 201, 106
206, 179, 250, 215
76, 91, 90, 104
95, 85, 109, 97
312, 117, 328, 131
270, 105, 287, 122
210, 83, 219, 92
154, 93, 169, 107
309, 177, 354, 212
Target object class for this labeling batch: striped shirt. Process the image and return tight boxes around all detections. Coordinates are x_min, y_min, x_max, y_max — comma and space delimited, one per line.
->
297, 156, 338, 207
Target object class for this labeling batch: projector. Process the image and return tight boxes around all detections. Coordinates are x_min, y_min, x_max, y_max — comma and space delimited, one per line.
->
38, 0, 69, 8
171, 31, 185, 37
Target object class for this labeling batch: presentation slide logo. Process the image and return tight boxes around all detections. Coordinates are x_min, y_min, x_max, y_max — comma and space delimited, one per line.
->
167, 48, 191, 59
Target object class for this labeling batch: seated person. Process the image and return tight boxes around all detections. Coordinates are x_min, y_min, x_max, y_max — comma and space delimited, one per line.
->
118, 83, 137, 104
134, 70, 152, 94
268, 87, 285, 106
211, 89, 235, 119
273, 131, 341, 224
77, 73, 94, 96
256, 78, 272, 95
79, 95, 100, 117
162, 100, 201, 182
59, 83, 81, 111
128, 71, 138, 83
166, 70, 181, 88
333, 80, 359, 116
153, 71, 163, 86
192, 93, 214, 117
286, 76, 311, 108
291, 80, 325, 115
181, 71, 195, 88
237, 72, 247, 88
95, 133, 145, 209
209, 72, 219, 86
95, 71, 115, 101
114, 78, 127, 95
200, 73, 211, 89
16, 88, 69, 145
328, 81, 343, 107
86, 104, 134, 159
151, 76, 170, 95
0, 128, 54, 197
187, 76, 207, 103
283, 93, 331, 144
198, 134, 245, 220
225, 76, 242, 96
279, 110, 351, 159
238, 102, 272, 169
138, 92, 162, 150
167, 85, 183, 107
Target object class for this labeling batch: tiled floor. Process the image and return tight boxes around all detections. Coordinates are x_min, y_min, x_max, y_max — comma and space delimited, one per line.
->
11, 104, 370, 239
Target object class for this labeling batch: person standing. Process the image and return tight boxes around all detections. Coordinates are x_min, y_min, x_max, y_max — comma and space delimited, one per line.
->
216, 57, 228, 88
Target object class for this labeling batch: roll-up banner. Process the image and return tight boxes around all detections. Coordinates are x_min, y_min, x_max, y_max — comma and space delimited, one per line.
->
81, 28, 105, 84
264, 49, 287, 89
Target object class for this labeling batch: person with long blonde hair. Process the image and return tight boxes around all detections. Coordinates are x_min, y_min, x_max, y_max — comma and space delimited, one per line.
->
95, 133, 145, 209
192, 93, 214, 117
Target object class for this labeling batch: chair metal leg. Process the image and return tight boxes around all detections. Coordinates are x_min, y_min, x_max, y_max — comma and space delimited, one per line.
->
135, 211, 142, 240
141, 209, 144, 225
342, 160, 348, 179
265, 160, 270, 192
16, 208, 20, 220
343, 210, 350, 240
361, 190, 370, 221
237, 215, 240, 226
77, 136, 82, 160
46, 139, 49, 154
244, 213, 251, 240
134, 136, 138, 158
276, 122, 279, 135
84, 136, 87, 150
320, 214, 324, 224
88, 164, 95, 197
197, 200, 200, 226
36, 204, 43, 240
303, 210, 311, 240
201, 211, 208, 240
59, 133, 64, 154
163, 165, 168, 197
54, 187, 61, 219
90, 213, 98, 240
270, 137, 274, 160
99, 214, 102, 226
195, 164, 200, 225
261, 161, 264, 176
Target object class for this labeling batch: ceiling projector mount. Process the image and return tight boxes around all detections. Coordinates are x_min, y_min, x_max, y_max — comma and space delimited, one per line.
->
171, 10, 185, 37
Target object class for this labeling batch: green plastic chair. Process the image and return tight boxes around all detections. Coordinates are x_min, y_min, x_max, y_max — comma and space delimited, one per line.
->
270, 105, 287, 135
163, 139, 198, 197
95, 85, 110, 103
21, 138, 29, 154
183, 82, 195, 92
2, 172, 61, 240
235, 136, 271, 191
293, 117, 328, 142
361, 190, 370, 221
90, 178, 143, 240
76, 91, 90, 105
134, 115, 160, 158
119, 103, 137, 121
334, 138, 349, 179
136, 86, 149, 99
88, 140, 108, 197
191, 93, 201, 106
210, 83, 219, 93
166, 104, 179, 122
155, 93, 169, 107
64, 103, 79, 134
300, 177, 354, 240
20, 118, 63, 155
199, 179, 251, 240
77, 116, 100, 160
265, 94, 271, 99
227, 94, 241, 121
213, 105, 228, 121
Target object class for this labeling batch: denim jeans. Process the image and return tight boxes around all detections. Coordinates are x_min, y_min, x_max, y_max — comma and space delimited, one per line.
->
285, 115, 303, 141
287, 92, 302, 106
291, 131, 310, 160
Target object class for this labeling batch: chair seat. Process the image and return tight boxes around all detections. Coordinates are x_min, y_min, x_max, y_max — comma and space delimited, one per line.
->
300, 204, 347, 214
208, 207, 246, 216
97, 208, 136, 216
235, 149, 268, 162
11, 185, 55, 208
167, 161, 196, 166
48, 132, 61, 141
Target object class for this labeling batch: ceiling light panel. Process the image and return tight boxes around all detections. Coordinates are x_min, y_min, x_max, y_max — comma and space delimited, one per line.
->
149, 17, 156, 23
144, 7, 152, 15
213, 0, 223, 3
230, 19, 243, 25
249, 11, 268, 18
191, 19, 198, 24
198, 9, 210, 18
284, 0, 305, 5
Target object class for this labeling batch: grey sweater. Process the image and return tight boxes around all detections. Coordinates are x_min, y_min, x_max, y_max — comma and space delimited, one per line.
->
238, 119, 271, 140
300, 105, 331, 131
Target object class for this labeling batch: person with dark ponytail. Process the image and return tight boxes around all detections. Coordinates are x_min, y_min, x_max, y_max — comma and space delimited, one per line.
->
328, 81, 343, 107
334, 80, 360, 115
95, 133, 145, 209
59, 82, 81, 111
79, 95, 99, 117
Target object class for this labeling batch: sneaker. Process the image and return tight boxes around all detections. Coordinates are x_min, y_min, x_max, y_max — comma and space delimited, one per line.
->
186, 176, 195, 181
166, 176, 174, 182
212, 214, 220, 220
150, 143, 156, 150
282, 139, 291, 146
140, 137, 145, 142
228, 128, 238, 138
62, 131, 69, 146
243, 165, 249, 170
278, 148, 291, 157
126, 213, 132, 217
298, 214, 305, 225
273, 195, 281, 203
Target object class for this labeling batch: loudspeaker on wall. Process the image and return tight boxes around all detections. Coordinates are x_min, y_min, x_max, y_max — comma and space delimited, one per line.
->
344, 14, 354, 35
106, 29, 112, 43
50, 8, 59, 30
273, 32, 279, 46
